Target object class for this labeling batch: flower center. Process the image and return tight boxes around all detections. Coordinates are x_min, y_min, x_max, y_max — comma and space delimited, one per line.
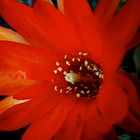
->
53, 52, 103, 98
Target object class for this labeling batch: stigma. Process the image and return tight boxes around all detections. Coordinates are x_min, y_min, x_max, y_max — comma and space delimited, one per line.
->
53, 51, 103, 98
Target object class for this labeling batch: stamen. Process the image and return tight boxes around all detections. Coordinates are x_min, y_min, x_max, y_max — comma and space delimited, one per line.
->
54, 70, 58, 74
64, 55, 67, 59
58, 67, 63, 72
56, 62, 60, 66
66, 61, 70, 66
53, 51, 103, 98
76, 93, 81, 98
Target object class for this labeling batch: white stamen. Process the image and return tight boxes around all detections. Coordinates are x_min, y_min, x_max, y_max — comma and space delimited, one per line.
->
63, 71, 67, 75
54, 86, 58, 91
66, 61, 70, 66
99, 74, 104, 79
78, 52, 82, 55
84, 60, 88, 66
76, 93, 81, 98
58, 67, 62, 72
72, 58, 75, 62
54, 70, 57, 74
80, 90, 85, 94
87, 90, 90, 94
77, 58, 81, 62
64, 55, 67, 59
56, 62, 60, 66
60, 89, 63, 93
79, 66, 82, 70
66, 90, 69, 93
83, 53, 88, 56
87, 66, 91, 70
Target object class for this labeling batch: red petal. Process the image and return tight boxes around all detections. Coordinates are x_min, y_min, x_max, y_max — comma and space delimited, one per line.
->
0, 69, 37, 95
119, 112, 140, 133
33, 0, 82, 54
95, 0, 120, 27
0, 97, 41, 131
14, 82, 52, 99
106, 0, 140, 50
0, 91, 65, 131
84, 99, 111, 135
115, 73, 140, 115
0, 0, 56, 49
21, 96, 75, 140
61, 0, 92, 23
98, 77, 128, 125
61, 0, 103, 62
0, 41, 59, 80
55, 101, 86, 140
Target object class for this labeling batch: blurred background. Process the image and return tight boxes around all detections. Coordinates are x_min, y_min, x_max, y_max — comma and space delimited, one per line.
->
0, 0, 140, 140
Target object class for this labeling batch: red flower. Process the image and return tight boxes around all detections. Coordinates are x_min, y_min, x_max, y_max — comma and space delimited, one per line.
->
0, 0, 140, 139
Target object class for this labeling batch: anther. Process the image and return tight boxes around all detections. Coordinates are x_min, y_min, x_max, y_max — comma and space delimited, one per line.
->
56, 62, 60, 66
58, 67, 63, 72
84, 60, 88, 66
83, 53, 88, 56
66, 61, 70, 66
54, 86, 58, 91
76, 93, 81, 98
64, 55, 67, 59
80, 90, 85, 94
79, 66, 83, 70
72, 58, 75, 62
78, 52, 82, 56
77, 58, 81, 62
63, 71, 67, 75
54, 70, 58, 74
87, 90, 90, 94
87, 66, 91, 70
60, 89, 63, 93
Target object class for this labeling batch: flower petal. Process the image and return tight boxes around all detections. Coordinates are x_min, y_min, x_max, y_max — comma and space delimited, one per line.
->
0, 26, 29, 45
21, 96, 75, 140
98, 78, 128, 125
0, 96, 29, 114
84, 99, 111, 135
33, 0, 82, 54
119, 112, 140, 133
60, 0, 92, 23
0, 91, 64, 131
14, 82, 51, 99
0, 0, 51, 48
106, 0, 140, 50
115, 73, 139, 114
59, 0, 103, 62
0, 41, 59, 81
77, 15, 103, 63
0, 69, 37, 95
95, 0, 120, 26
55, 101, 86, 140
